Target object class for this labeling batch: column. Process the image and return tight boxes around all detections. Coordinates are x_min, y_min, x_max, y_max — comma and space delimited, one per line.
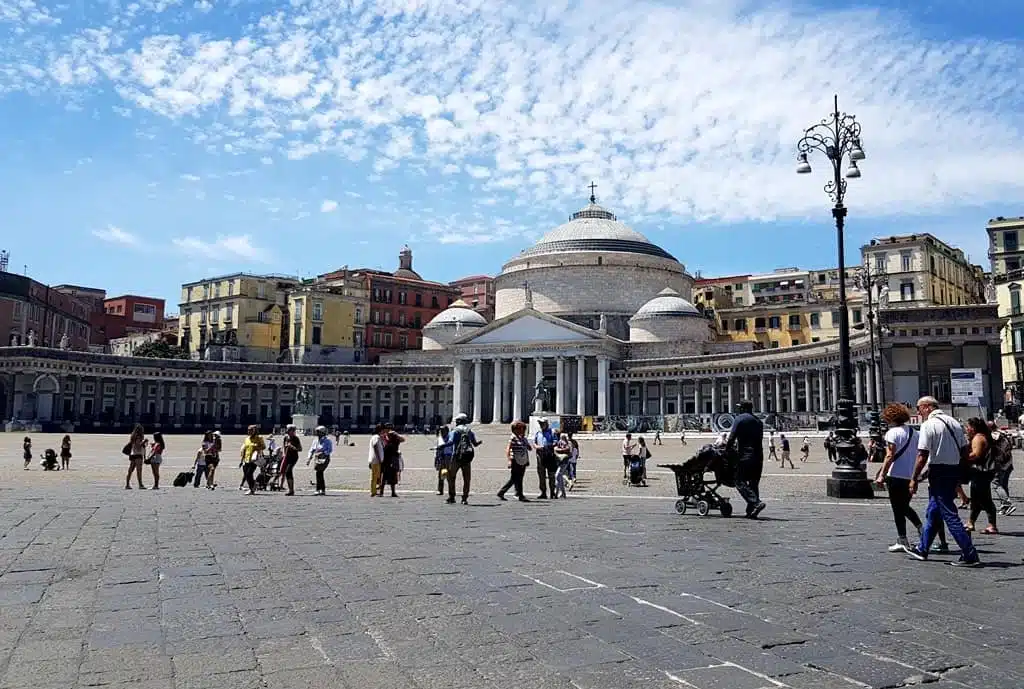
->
866, 361, 876, 406
271, 384, 281, 425
789, 372, 797, 413
472, 358, 483, 423
758, 376, 767, 413
773, 375, 781, 413
576, 355, 586, 416
742, 377, 750, 404
534, 357, 544, 413
710, 378, 720, 414
452, 360, 464, 419
854, 363, 864, 405
831, 368, 839, 407
675, 382, 683, 417
512, 358, 523, 422
817, 369, 826, 412
727, 377, 735, 413
72, 375, 82, 421
693, 378, 701, 415
659, 382, 666, 416
555, 357, 565, 415
174, 382, 183, 424
803, 370, 812, 413
492, 358, 503, 423
597, 357, 609, 416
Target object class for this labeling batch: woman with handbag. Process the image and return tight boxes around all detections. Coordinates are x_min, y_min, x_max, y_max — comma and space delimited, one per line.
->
124, 424, 147, 490
964, 418, 999, 535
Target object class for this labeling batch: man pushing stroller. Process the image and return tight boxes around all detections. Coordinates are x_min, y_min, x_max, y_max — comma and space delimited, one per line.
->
725, 400, 767, 519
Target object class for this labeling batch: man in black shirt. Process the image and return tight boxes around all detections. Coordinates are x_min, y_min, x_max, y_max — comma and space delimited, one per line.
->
726, 400, 767, 519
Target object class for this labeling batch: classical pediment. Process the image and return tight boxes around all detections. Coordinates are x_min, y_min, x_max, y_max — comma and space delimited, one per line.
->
454, 309, 609, 346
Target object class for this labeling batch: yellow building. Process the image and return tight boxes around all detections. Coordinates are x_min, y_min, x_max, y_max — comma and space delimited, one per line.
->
287, 284, 366, 364
179, 273, 299, 362
862, 233, 985, 307
988, 215, 1024, 391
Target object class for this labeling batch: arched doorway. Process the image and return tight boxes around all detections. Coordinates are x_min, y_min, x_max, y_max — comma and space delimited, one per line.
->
31, 374, 59, 422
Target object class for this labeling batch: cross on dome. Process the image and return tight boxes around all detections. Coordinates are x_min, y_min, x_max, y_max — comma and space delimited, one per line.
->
588, 181, 598, 204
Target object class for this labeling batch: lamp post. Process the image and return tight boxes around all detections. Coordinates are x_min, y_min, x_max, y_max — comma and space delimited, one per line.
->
854, 260, 887, 463
796, 94, 873, 499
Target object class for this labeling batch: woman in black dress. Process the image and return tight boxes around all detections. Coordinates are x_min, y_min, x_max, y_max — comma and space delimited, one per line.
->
379, 425, 405, 497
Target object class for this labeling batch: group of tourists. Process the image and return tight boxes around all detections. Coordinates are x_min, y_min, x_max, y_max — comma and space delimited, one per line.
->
875, 396, 1016, 567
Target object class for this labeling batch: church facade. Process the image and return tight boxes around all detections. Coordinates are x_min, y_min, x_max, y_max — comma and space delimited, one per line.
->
0, 197, 1006, 432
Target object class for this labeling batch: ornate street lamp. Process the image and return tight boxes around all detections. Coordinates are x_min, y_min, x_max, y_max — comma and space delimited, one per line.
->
797, 95, 873, 498
854, 260, 888, 463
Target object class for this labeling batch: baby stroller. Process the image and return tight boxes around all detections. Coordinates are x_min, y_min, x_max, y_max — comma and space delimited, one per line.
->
659, 444, 736, 517
40, 449, 60, 471
255, 447, 283, 491
625, 454, 647, 487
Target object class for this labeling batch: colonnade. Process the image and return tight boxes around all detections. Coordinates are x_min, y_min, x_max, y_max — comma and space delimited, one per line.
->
453, 355, 610, 423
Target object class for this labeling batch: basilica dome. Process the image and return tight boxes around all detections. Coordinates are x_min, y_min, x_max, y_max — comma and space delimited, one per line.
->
629, 288, 710, 344
494, 191, 693, 339
421, 299, 487, 350
631, 288, 701, 320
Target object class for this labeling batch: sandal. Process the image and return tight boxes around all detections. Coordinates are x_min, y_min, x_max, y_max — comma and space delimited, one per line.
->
965, 523, 975, 532
982, 526, 999, 535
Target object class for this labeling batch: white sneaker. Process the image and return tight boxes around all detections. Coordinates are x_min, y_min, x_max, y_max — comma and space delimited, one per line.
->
888, 538, 910, 553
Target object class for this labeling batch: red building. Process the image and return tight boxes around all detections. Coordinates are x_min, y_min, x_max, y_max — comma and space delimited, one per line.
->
352, 246, 460, 364
1, 273, 92, 349
450, 274, 495, 321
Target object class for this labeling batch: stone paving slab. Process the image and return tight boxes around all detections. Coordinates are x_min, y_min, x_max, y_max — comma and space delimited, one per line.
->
2, 433, 1024, 689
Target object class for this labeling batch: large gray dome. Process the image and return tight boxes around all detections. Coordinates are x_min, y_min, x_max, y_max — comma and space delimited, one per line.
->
518, 202, 676, 260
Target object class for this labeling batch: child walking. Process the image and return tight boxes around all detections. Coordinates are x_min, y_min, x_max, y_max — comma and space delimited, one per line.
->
23, 437, 32, 470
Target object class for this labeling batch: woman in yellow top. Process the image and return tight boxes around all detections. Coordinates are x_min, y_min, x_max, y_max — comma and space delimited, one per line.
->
240, 425, 265, 495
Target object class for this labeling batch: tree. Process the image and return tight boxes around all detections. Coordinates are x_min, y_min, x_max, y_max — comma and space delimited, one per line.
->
132, 340, 190, 360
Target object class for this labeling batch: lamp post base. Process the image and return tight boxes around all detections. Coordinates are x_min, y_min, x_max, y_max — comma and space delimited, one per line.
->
826, 472, 875, 499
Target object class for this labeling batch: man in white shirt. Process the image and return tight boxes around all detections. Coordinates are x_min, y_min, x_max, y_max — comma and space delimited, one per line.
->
905, 396, 979, 566
621, 433, 637, 480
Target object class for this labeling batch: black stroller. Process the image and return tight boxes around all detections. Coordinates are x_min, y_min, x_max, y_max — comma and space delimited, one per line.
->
40, 448, 59, 471
255, 447, 283, 491
659, 444, 736, 517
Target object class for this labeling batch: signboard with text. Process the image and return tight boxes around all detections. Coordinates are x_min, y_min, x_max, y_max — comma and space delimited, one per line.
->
950, 368, 984, 405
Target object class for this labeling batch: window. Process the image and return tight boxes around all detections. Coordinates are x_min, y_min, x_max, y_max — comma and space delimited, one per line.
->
1007, 259, 1021, 272
398, 292, 407, 305
399, 334, 408, 349
733, 296, 744, 306
431, 296, 439, 308
874, 253, 886, 272
257, 283, 266, 299
1011, 286, 1021, 315
768, 316, 781, 329
414, 315, 421, 329
818, 273, 826, 284
372, 331, 381, 346
415, 293, 422, 307
383, 333, 392, 347
384, 312, 391, 325
223, 303, 233, 322
228, 281, 234, 296
754, 317, 766, 332
930, 256, 936, 273
399, 312, 406, 326
292, 322, 302, 346
312, 301, 323, 321
770, 341, 780, 349
811, 337, 820, 343
203, 284, 210, 299
355, 307, 362, 324
901, 252, 912, 272
810, 312, 820, 328
1007, 231, 1019, 252
788, 314, 801, 329
734, 318, 746, 332
792, 340, 801, 346
210, 306, 219, 323
830, 309, 840, 325
312, 326, 322, 345
200, 308, 207, 324
852, 309, 862, 324
354, 331, 363, 348
385, 289, 392, 303
900, 281, 915, 301
213, 283, 220, 298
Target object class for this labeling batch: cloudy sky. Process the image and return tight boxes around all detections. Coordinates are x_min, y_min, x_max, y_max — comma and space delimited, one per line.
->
1, 0, 1022, 308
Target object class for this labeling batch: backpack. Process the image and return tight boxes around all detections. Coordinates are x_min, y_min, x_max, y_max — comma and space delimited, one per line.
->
452, 428, 475, 465
990, 432, 1013, 472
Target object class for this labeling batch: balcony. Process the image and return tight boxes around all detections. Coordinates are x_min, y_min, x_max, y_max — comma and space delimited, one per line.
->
754, 326, 767, 334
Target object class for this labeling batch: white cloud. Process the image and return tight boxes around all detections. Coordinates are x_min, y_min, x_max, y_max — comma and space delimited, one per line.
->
91, 225, 140, 246
320, 199, 338, 213
180, 173, 201, 181
6, 0, 1024, 226
172, 234, 269, 262
260, 156, 273, 165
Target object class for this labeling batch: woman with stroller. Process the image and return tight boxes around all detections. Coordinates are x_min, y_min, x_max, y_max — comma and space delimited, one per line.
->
239, 425, 265, 496
124, 424, 147, 490
634, 436, 651, 487
60, 435, 72, 470
147, 432, 165, 490
554, 433, 573, 498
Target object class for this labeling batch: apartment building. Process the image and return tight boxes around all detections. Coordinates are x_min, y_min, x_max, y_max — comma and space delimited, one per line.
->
1, 272, 92, 349
862, 233, 985, 308
450, 275, 495, 321
178, 273, 300, 362
987, 215, 1024, 393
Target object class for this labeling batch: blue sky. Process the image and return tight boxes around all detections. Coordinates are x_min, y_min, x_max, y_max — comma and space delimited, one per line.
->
1, 0, 1022, 309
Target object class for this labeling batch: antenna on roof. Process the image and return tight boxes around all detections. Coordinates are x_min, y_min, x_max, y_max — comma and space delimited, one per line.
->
0, 250, 8, 273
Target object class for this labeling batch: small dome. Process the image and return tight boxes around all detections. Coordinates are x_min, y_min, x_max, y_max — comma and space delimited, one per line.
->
631, 288, 701, 320
425, 299, 488, 328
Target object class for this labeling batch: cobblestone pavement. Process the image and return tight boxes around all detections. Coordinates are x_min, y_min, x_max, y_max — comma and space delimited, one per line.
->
1, 434, 1023, 689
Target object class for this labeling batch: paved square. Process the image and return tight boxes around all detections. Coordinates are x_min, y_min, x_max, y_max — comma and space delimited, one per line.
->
1, 432, 1022, 688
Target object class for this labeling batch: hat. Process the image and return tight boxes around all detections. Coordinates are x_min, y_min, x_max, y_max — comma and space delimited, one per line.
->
286, 424, 296, 431
454, 413, 469, 423
213, 431, 221, 437
315, 425, 327, 434
538, 417, 549, 424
